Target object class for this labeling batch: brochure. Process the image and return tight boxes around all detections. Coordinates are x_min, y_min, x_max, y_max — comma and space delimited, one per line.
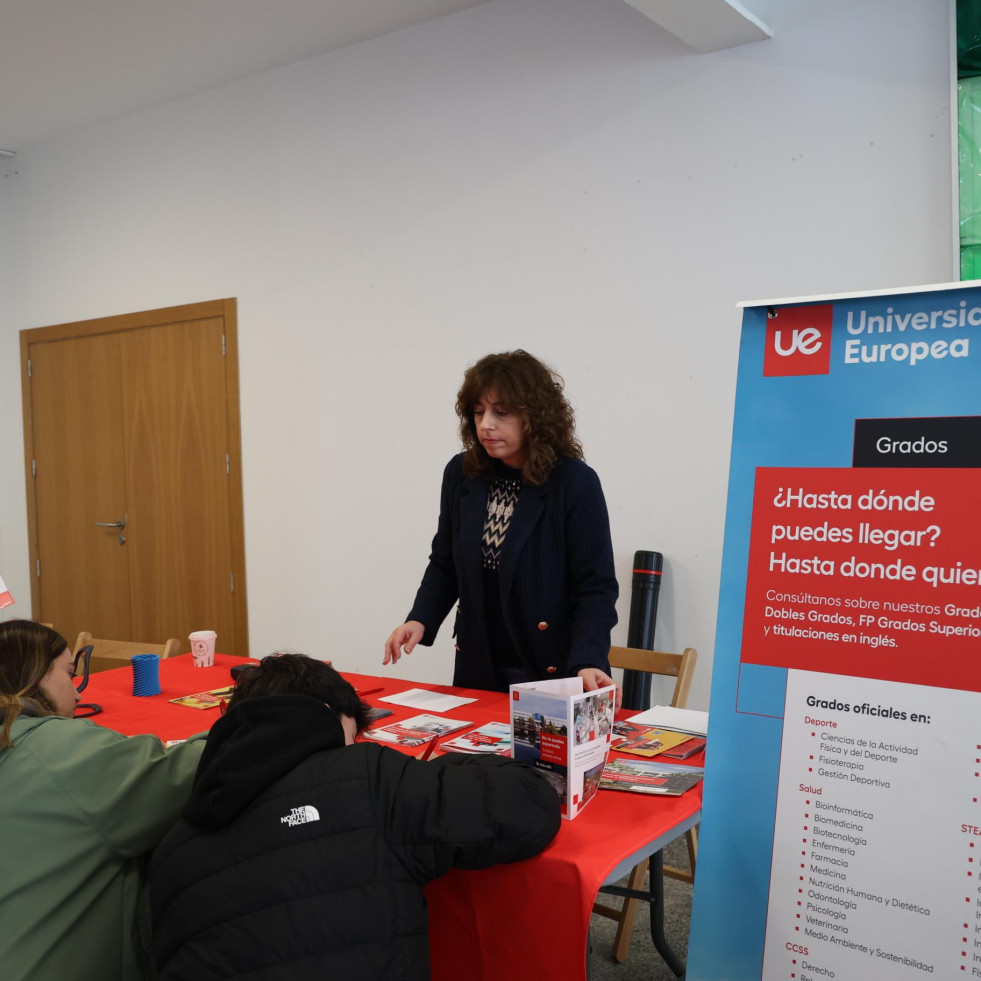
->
510, 676, 616, 820
439, 721, 513, 755
610, 721, 693, 758
364, 713, 472, 748
659, 737, 707, 759
169, 685, 236, 710
599, 757, 704, 796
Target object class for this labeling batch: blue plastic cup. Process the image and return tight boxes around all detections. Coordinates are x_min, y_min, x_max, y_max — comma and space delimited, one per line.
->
131, 653, 161, 697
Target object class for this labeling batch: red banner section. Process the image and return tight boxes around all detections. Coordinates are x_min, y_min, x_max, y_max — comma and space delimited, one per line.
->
762, 303, 833, 377
741, 467, 981, 691
539, 732, 567, 765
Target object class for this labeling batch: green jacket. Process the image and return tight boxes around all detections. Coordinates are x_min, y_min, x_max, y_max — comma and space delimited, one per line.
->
0, 713, 205, 981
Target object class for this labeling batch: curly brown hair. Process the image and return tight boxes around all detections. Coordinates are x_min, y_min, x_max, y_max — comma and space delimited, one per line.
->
456, 350, 583, 485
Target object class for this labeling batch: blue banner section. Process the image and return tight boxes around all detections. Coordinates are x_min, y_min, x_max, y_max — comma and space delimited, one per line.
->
687, 284, 981, 980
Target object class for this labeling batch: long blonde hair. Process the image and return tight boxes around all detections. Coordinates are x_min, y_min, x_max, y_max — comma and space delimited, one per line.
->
0, 620, 68, 749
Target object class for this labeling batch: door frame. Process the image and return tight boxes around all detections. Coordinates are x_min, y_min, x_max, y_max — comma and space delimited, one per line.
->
20, 298, 249, 654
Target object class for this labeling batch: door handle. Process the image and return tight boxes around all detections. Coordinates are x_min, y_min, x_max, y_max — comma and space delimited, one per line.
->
94, 514, 128, 529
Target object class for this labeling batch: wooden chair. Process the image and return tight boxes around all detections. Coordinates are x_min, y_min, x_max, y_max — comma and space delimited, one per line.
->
73, 632, 181, 674
592, 645, 699, 963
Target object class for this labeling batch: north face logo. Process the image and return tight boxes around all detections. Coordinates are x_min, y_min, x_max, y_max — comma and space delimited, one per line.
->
280, 805, 320, 827
763, 304, 833, 377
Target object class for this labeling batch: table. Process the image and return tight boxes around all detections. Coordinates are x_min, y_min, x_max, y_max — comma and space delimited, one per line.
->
86, 654, 701, 980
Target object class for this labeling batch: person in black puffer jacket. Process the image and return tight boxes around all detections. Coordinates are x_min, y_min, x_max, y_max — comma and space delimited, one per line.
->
150, 653, 561, 981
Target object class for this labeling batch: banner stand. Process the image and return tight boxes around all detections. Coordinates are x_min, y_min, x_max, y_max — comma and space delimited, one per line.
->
688, 280, 981, 979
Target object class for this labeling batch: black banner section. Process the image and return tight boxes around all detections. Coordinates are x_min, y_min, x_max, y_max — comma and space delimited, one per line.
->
852, 415, 981, 468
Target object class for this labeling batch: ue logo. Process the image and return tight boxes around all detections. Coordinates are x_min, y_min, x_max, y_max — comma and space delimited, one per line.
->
763, 304, 833, 377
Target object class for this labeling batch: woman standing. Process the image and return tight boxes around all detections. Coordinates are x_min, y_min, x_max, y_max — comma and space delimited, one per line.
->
384, 350, 619, 697
0, 620, 205, 981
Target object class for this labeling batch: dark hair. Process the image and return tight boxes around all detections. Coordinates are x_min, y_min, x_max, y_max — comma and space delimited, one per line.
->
0, 620, 70, 748
455, 349, 583, 485
228, 652, 371, 734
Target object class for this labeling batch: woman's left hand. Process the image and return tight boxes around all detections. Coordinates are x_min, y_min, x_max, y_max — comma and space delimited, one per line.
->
577, 667, 622, 711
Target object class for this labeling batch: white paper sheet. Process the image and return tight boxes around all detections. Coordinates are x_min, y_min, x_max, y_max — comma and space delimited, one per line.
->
377, 687, 478, 713
626, 704, 708, 736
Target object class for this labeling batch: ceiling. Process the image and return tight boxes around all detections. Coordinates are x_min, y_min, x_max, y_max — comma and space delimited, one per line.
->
0, 0, 769, 155
0, 0, 491, 153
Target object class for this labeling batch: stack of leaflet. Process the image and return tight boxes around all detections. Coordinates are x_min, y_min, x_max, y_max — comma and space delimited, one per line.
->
627, 705, 708, 737
439, 721, 512, 755
610, 722, 692, 758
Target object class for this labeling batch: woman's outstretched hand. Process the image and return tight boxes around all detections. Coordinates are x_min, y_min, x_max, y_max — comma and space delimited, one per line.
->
577, 667, 622, 711
383, 621, 425, 666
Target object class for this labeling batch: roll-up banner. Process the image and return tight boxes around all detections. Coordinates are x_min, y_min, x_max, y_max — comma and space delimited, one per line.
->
688, 281, 981, 980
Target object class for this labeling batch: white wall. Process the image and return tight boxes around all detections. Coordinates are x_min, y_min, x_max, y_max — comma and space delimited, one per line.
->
1, 150, 22, 609
0, 0, 953, 708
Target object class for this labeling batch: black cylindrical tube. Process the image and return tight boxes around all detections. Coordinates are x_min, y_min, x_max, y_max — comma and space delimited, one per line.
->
620, 550, 663, 711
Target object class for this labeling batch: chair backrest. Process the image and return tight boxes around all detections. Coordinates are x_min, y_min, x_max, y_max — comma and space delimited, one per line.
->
607, 646, 698, 708
73, 631, 182, 674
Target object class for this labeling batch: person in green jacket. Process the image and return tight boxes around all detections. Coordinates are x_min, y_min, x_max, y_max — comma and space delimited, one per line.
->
0, 619, 206, 981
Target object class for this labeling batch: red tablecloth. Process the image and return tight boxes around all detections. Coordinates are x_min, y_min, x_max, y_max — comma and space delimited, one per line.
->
86, 655, 702, 981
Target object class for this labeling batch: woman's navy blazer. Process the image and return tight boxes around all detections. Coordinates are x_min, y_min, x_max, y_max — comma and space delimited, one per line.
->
407, 454, 618, 691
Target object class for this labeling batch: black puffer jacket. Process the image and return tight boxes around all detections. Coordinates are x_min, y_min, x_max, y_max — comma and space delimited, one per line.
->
150, 695, 560, 980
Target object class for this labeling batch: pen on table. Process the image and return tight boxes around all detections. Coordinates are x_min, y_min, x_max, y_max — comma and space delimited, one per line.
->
356, 687, 384, 697
417, 734, 440, 761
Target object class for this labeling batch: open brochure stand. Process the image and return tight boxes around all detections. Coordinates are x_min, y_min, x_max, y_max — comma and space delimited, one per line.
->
509, 677, 616, 820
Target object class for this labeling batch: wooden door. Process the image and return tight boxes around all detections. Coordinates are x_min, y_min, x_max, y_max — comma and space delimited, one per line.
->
21, 299, 249, 656
29, 333, 133, 639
